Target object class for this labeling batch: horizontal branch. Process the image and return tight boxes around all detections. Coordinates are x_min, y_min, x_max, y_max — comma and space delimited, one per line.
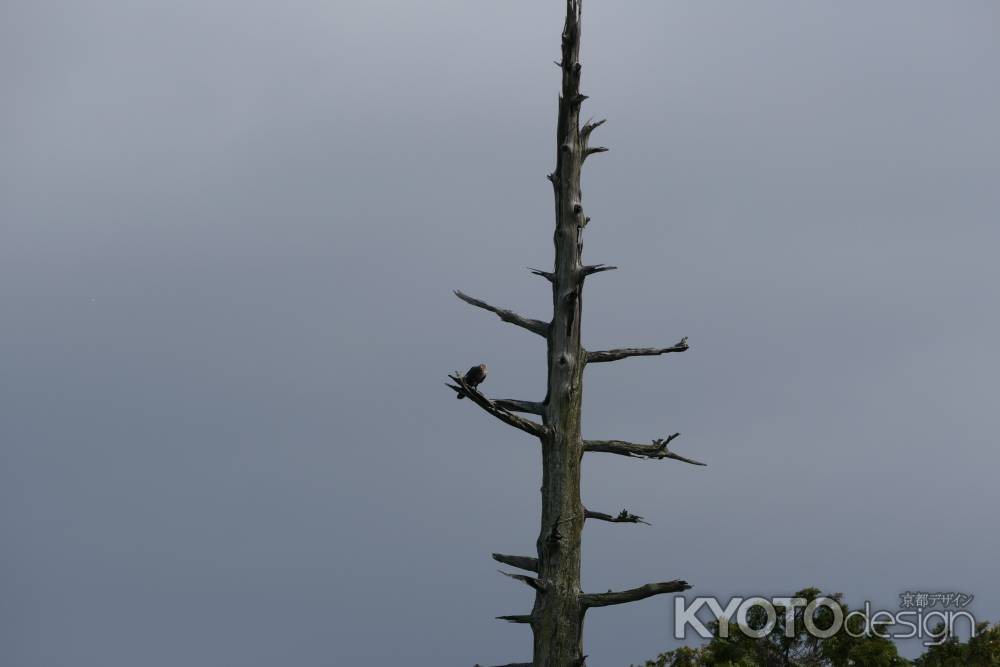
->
581, 264, 617, 277
498, 569, 545, 592
492, 553, 539, 572
527, 266, 554, 282
493, 399, 546, 416
454, 290, 549, 337
583, 146, 609, 161
496, 614, 532, 624
584, 507, 650, 525
580, 580, 691, 608
472, 663, 531, 667
582, 433, 707, 466
447, 374, 546, 437
585, 337, 688, 364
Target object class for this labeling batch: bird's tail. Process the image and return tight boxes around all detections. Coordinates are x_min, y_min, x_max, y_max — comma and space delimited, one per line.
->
456, 391, 466, 400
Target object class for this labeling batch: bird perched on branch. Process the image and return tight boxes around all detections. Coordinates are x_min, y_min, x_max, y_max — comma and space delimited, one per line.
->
456, 363, 488, 399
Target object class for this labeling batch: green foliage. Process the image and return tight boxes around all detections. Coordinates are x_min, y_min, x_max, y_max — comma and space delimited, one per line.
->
914, 622, 1000, 667
633, 588, 1000, 667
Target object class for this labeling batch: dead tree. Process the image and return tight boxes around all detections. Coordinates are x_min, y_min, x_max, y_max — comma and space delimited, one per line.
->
448, 3, 705, 666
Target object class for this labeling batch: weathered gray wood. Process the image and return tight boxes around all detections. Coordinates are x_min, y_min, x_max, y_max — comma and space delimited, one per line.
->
584, 508, 650, 525
492, 553, 539, 572
493, 399, 546, 416
446, 373, 546, 437
497, 615, 534, 624
583, 434, 707, 466
454, 290, 549, 337
581, 146, 608, 162
584, 337, 689, 364
528, 267, 555, 282
528, 2, 588, 665
449, 2, 699, 664
580, 263, 616, 276
499, 569, 545, 592
580, 580, 691, 608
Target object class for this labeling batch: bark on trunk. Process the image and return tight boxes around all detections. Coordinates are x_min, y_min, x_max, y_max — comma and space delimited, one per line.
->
449, 2, 701, 665
531, 2, 587, 665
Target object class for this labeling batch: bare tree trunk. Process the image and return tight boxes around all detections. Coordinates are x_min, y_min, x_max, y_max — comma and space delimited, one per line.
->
449, 2, 705, 665
531, 2, 587, 665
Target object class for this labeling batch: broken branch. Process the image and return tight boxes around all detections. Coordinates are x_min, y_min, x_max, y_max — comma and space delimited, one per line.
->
528, 267, 555, 282
447, 374, 546, 437
582, 433, 706, 466
581, 118, 606, 141
493, 399, 546, 416
498, 569, 545, 592
585, 337, 688, 363
580, 580, 691, 608
454, 290, 550, 337
581, 264, 617, 277
584, 508, 650, 525
492, 553, 539, 572
496, 615, 533, 624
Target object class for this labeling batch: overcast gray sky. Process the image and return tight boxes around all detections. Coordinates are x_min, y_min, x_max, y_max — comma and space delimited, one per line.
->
3, 1, 999, 666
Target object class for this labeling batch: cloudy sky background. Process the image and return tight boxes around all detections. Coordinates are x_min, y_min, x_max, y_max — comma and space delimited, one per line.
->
3, 1, 999, 665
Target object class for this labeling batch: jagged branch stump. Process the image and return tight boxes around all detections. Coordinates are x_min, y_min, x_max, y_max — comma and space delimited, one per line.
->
582, 433, 707, 466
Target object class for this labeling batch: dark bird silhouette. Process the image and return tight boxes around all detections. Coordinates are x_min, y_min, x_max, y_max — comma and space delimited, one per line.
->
457, 363, 488, 399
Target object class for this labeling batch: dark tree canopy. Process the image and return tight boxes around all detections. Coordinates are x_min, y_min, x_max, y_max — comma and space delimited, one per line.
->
635, 588, 999, 667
